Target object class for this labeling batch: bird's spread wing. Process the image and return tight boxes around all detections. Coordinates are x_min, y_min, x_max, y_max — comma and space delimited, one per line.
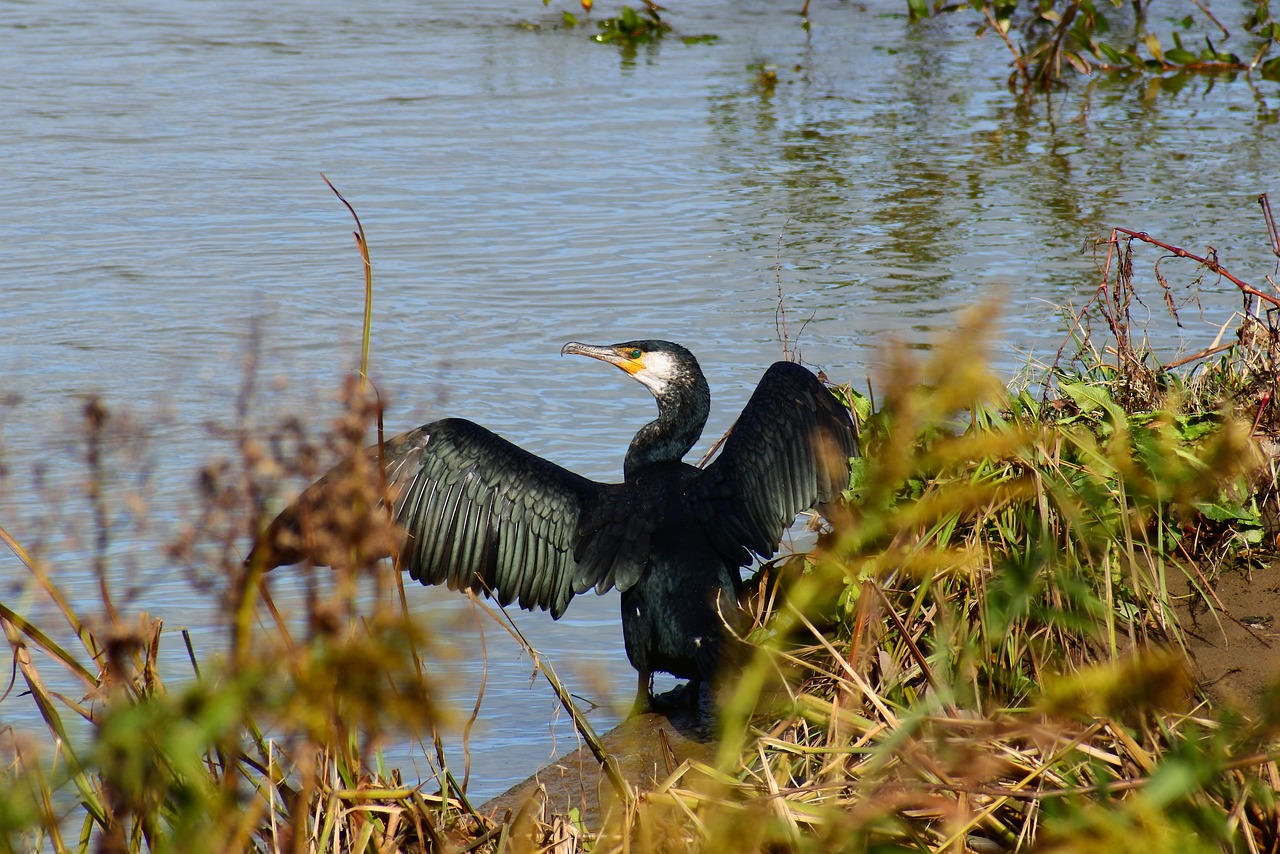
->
389, 419, 603, 618
688, 361, 857, 564
254, 418, 600, 619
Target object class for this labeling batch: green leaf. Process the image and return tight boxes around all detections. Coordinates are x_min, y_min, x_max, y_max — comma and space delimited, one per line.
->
1165, 47, 1198, 64
1194, 500, 1259, 525
1060, 381, 1128, 423
846, 456, 868, 492
1262, 55, 1280, 83
1143, 757, 1205, 809
1174, 413, 1219, 442
1098, 42, 1124, 64
1010, 389, 1041, 419
1064, 50, 1092, 74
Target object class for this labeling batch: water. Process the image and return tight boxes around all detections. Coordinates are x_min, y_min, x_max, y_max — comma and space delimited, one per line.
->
2, 0, 1279, 800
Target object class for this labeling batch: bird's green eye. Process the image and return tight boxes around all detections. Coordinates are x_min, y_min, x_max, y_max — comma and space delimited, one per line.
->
629, 348, 642, 360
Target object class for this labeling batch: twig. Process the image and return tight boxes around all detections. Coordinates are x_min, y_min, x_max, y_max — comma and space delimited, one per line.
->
982, 5, 1031, 90
1190, 0, 1230, 39
1161, 342, 1235, 371
1260, 193, 1280, 259
1173, 537, 1271, 648
1113, 227, 1280, 309
461, 604, 488, 793
468, 593, 634, 807
871, 583, 959, 718
1036, 1, 1079, 90
1052, 233, 1118, 381
321, 174, 374, 384
696, 417, 735, 468
1058, 222, 1280, 386
774, 219, 793, 361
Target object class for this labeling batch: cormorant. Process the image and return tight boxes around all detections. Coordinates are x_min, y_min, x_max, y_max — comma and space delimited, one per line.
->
249, 341, 857, 712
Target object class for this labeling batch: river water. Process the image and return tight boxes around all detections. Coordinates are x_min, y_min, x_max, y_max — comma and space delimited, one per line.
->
3, 0, 1279, 800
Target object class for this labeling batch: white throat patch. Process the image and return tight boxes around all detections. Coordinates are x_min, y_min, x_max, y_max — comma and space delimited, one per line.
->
634, 351, 679, 396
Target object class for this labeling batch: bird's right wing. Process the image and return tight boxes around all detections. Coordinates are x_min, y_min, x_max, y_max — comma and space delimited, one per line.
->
254, 418, 601, 619
387, 419, 602, 619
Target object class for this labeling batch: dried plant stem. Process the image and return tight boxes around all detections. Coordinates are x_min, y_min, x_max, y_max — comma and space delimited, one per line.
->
1163, 342, 1235, 370
1113, 226, 1280, 309
469, 594, 634, 808
322, 174, 374, 384
1191, 0, 1231, 39
1260, 193, 1280, 258
982, 5, 1030, 90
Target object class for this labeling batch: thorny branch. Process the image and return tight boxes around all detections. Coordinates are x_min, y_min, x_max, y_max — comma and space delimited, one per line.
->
1112, 226, 1280, 310
1056, 216, 1280, 385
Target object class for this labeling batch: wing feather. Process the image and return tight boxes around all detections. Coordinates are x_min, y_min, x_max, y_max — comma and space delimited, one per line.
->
690, 361, 857, 564
251, 417, 601, 619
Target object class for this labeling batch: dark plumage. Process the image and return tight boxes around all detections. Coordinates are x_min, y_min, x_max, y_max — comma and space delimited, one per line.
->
249, 340, 857, 712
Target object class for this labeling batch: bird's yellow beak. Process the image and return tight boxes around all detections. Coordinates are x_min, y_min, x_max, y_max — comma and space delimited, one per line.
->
561, 342, 644, 376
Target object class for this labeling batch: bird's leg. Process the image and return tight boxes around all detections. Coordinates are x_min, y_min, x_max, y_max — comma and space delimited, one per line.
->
687, 679, 704, 713
630, 670, 654, 716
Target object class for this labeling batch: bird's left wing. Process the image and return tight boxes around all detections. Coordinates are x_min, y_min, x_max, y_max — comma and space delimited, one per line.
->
687, 361, 857, 565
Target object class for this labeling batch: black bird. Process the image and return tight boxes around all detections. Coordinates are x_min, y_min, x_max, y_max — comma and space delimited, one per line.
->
249, 341, 857, 712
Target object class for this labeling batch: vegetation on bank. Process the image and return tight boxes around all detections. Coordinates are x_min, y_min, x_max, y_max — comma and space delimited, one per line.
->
908, 0, 1280, 90
3, 197, 1280, 852
547, 0, 1280, 92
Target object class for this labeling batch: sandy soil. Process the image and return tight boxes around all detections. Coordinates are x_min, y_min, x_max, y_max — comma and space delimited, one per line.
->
1173, 562, 1280, 706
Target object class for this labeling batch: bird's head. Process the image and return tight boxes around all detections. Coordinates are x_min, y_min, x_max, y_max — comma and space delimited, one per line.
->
561, 340, 701, 399
562, 339, 711, 475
